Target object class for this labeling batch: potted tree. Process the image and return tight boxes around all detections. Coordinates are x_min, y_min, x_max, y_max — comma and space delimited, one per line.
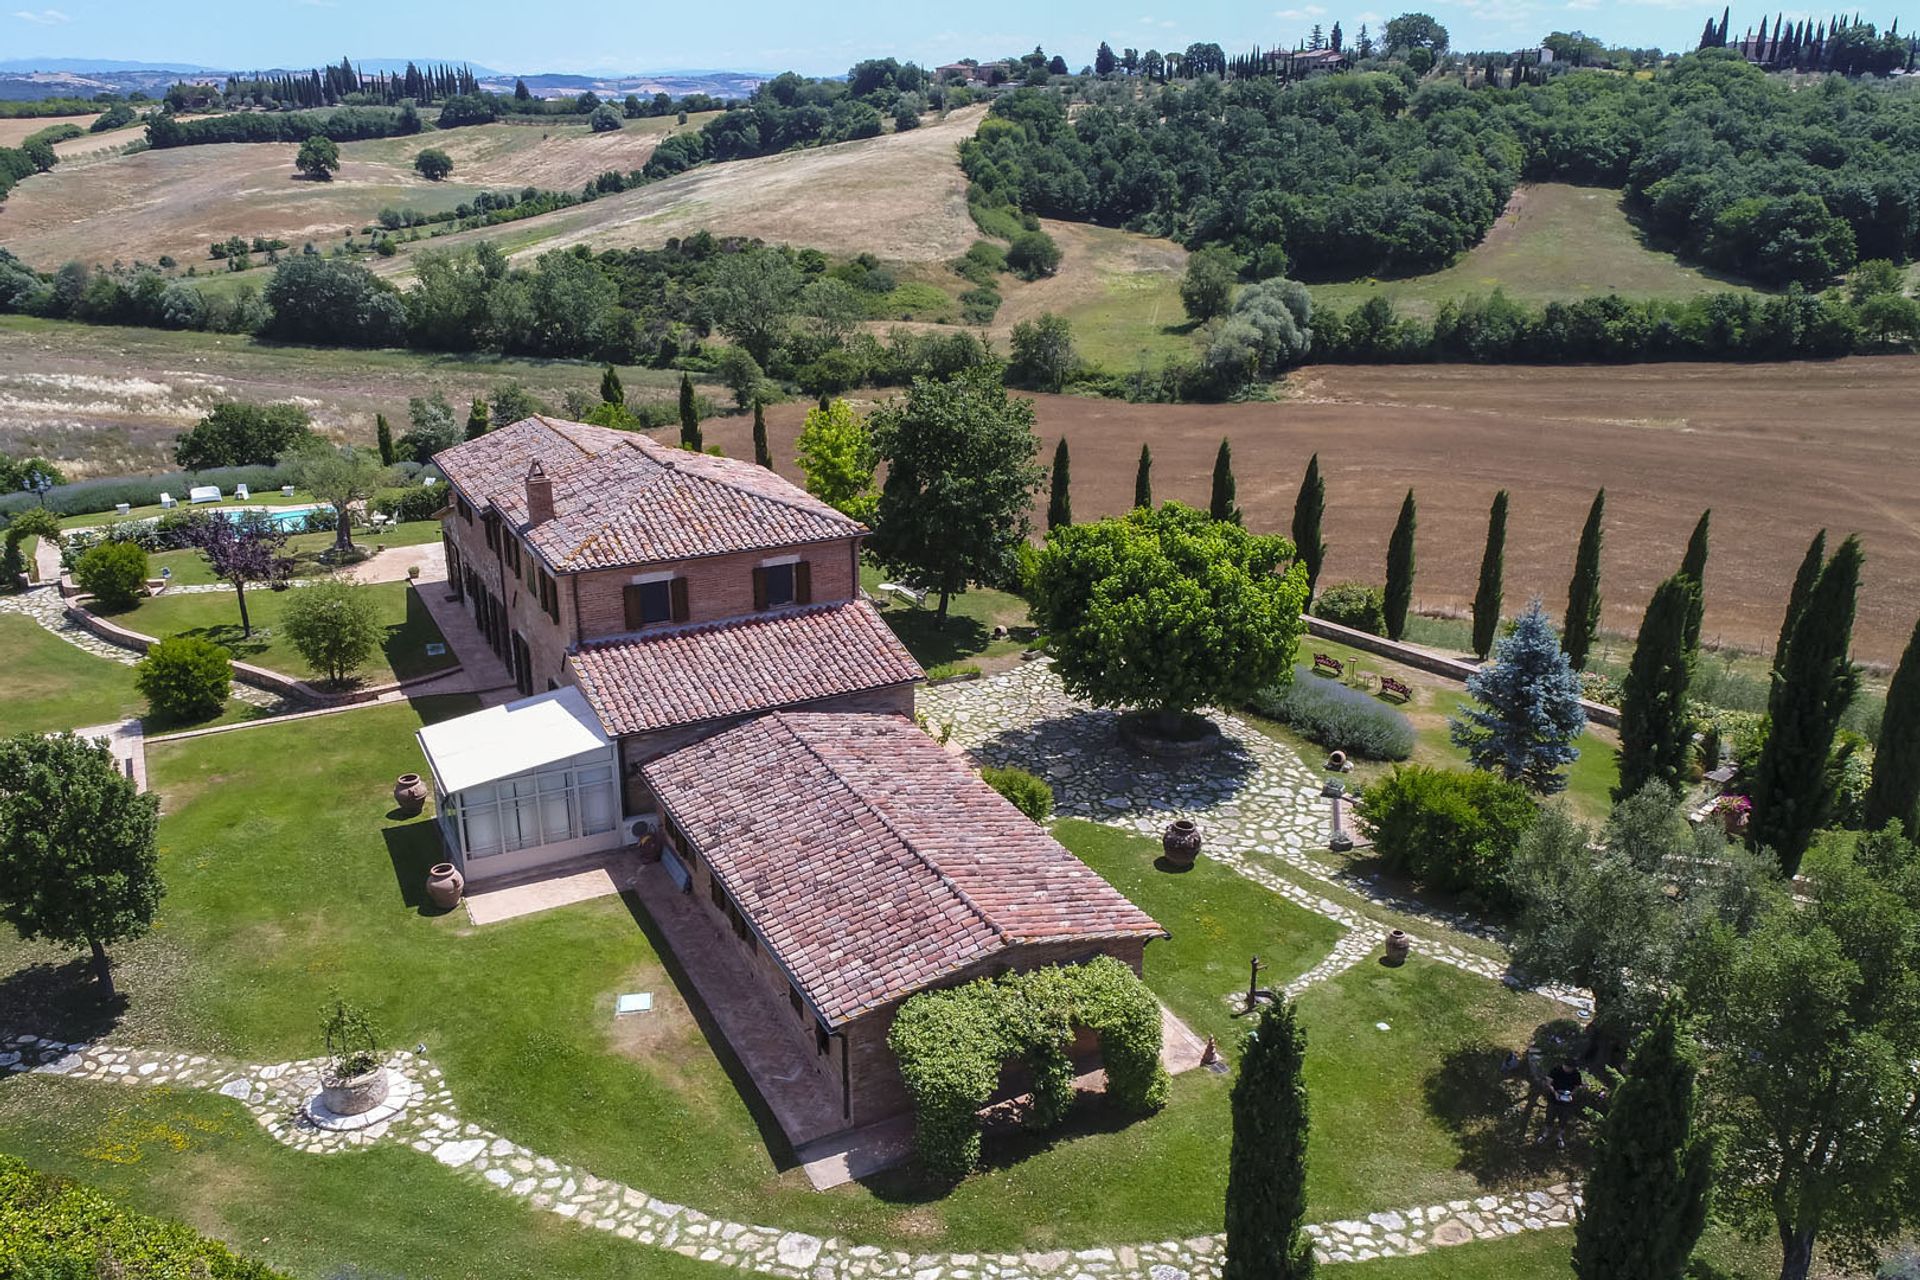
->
318, 995, 388, 1116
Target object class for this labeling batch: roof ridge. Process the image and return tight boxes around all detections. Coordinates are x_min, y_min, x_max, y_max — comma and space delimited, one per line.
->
771, 712, 1012, 947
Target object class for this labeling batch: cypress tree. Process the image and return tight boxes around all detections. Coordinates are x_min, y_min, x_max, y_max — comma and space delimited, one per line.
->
1616, 574, 1697, 802
1047, 438, 1072, 531
1563, 488, 1605, 671
1210, 439, 1240, 524
1384, 489, 1416, 642
1749, 535, 1864, 877
678, 373, 701, 451
1223, 998, 1315, 1280
1291, 453, 1327, 602
599, 363, 624, 406
1678, 509, 1710, 659
751, 400, 772, 470
1772, 529, 1826, 698
374, 412, 394, 466
1572, 1001, 1714, 1280
1863, 615, 1920, 838
1471, 490, 1509, 660
1134, 444, 1152, 509
463, 397, 488, 440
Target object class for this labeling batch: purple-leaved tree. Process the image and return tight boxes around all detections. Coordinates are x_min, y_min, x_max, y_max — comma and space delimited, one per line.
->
190, 514, 290, 638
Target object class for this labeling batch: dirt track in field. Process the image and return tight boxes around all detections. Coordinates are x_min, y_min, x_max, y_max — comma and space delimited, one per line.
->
733, 357, 1920, 664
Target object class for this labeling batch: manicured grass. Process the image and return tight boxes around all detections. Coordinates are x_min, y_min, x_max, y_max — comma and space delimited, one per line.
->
0, 709, 1578, 1263
0, 612, 263, 735
147, 520, 443, 586
1307, 183, 1762, 319
859, 562, 1035, 671
1415, 692, 1621, 826
0, 1078, 734, 1280
109, 579, 456, 687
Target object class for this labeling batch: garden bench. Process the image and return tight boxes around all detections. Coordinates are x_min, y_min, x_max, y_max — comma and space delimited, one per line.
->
1378, 675, 1412, 702
158, 492, 176, 509
188, 485, 221, 505
879, 582, 928, 608
235, 484, 251, 501
1312, 653, 1344, 677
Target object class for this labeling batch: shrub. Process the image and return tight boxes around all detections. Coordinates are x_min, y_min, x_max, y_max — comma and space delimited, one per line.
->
0, 1154, 289, 1279
1356, 765, 1538, 908
1005, 228, 1062, 279
135, 634, 232, 722
282, 580, 380, 685
371, 485, 443, 524
1313, 581, 1386, 634
1251, 666, 1414, 760
73, 540, 148, 608
413, 147, 453, 180
982, 765, 1054, 821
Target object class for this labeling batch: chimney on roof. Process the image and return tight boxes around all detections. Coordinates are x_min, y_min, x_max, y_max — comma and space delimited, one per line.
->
525, 461, 554, 526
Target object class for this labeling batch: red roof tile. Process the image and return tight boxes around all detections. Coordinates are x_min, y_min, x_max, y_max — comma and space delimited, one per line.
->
568, 600, 923, 736
434, 416, 863, 572
644, 712, 1165, 1027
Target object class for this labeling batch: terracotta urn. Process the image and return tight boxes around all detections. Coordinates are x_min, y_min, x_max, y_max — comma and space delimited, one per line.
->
425, 862, 464, 910
1385, 929, 1411, 964
1162, 819, 1202, 868
393, 773, 428, 817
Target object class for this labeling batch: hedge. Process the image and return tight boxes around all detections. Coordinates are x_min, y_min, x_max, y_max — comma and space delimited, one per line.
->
1312, 581, 1386, 635
889, 955, 1168, 1180
981, 765, 1054, 821
0, 1154, 290, 1278
1251, 665, 1414, 761
0, 464, 297, 519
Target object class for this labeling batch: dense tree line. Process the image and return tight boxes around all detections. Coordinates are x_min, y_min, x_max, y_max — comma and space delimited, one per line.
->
200, 58, 478, 111
146, 104, 421, 148
963, 50, 1920, 285
0, 137, 57, 207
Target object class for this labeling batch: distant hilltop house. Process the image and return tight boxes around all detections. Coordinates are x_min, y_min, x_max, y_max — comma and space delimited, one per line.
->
415, 416, 1163, 1145
935, 60, 1011, 85
1286, 47, 1352, 75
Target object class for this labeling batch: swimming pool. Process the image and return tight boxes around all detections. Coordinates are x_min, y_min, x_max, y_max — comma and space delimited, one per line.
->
216, 503, 326, 531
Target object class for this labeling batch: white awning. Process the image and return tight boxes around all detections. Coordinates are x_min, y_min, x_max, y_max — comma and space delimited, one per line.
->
416, 685, 613, 795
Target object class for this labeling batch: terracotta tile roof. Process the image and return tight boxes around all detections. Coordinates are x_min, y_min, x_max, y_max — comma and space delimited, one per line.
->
644, 712, 1165, 1027
433, 416, 630, 511
568, 600, 923, 736
434, 416, 863, 572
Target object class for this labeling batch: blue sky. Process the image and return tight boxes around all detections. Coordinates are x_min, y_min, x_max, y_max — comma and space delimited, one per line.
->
6, 0, 1918, 76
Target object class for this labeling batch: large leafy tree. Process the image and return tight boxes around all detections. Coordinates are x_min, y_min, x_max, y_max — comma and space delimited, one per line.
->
1617, 574, 1698, 801
188, 514, 289, 637
0, 732, 162, 999
1030, 502, 1308, 732
1449, 599, 1585, 794
1563, 488, 1605, 671
1863, 615, 1920, 837
1572, 1000, 1714, 1280
1180, 246, 1238, 323
173, 401, 314, 471
294, 133, 340, 180
1688, 828, 1920, 1280
1471, 489, 1509, 659
1749, 536, 1863, 876
868, 369, 1045, 627
1223, 998, 1315, 1280
795, 398, 877, 522
1290, 453, 1326, 602
282, 579, 381, 686
703, 251, 802, 365
1383, 488, 1415, 641
284, 441, 392, 557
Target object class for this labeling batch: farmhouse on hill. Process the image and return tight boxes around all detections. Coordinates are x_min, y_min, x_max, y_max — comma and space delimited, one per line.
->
415, 415, 1165, 1142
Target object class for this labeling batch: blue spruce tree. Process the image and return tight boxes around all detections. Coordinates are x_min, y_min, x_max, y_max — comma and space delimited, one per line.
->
1450, 598, 1587, 794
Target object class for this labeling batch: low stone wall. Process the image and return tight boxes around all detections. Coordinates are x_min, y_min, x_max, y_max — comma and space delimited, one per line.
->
1302, 615, 1622, 729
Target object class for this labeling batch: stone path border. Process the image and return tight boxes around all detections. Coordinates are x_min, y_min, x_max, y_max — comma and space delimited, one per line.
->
2, 1033, 1579, 1277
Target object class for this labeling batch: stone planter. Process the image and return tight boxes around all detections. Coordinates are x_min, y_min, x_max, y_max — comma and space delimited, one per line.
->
1162, 819, 1202, 868
319, 1063, 389, 1117
425, 862, 464, 910
1384, 929, 1411, 964
393, 773, 428, 817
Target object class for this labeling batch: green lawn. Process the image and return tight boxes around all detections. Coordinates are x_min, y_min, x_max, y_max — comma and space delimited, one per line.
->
147, 520, 443, 586
0, 612, 264, 735
107, 579, 456, 687
860, 563, 1035, 673
0, 707, 1583, 1264
1307, 183, 1763, 319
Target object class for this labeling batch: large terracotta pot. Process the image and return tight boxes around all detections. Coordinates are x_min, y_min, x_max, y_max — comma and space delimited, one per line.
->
1385, 929, 1411, 964
320, 1064, 389, 1117
1162, 819, 1202, 868
393, 773, 428, 817
426, 862, 464, 910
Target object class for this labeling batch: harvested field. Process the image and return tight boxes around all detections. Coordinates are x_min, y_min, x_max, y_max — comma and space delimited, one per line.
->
343, 113, 718, 188
375, 107, 985, 273
731, 357, 1920, 664
0, 316, 701, 476
0, 113, 100, 146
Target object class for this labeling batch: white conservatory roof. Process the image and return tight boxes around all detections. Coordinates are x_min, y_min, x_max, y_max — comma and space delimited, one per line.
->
416, 686, 613, 795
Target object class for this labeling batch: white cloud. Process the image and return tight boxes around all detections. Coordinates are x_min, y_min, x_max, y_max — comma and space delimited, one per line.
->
11, 8, 71, 23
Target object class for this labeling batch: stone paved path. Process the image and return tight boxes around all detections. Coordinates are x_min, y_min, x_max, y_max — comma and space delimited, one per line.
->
2, 1032, 1580, 1278
920, 664, 1590, 1012
0, 584, 291, 714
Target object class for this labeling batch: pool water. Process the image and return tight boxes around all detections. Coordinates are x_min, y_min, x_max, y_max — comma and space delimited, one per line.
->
216, 504, 325, 531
